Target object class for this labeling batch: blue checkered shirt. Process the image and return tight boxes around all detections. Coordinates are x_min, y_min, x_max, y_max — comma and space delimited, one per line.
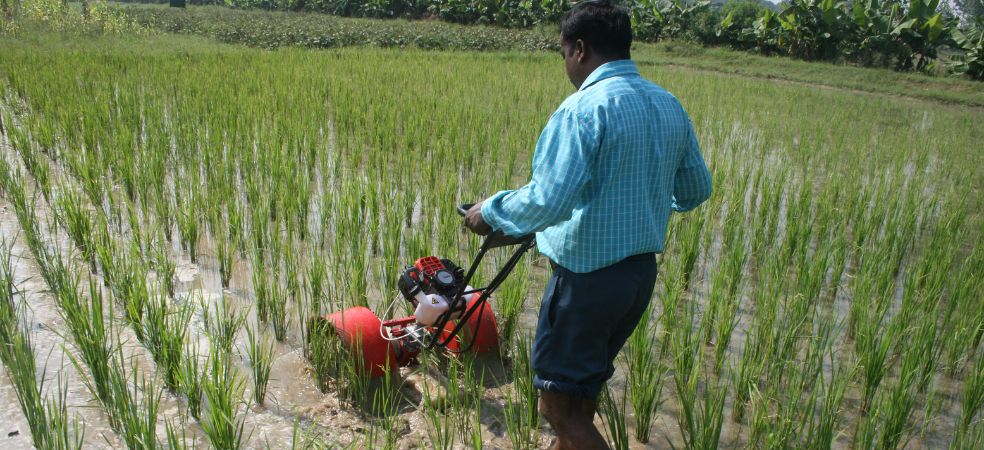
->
481, 60, 712, 273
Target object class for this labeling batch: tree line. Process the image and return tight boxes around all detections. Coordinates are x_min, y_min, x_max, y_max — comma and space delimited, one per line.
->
80, 0, 984, 79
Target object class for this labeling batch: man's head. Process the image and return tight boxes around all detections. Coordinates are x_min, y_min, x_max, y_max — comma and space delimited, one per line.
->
559, 0, 633, 89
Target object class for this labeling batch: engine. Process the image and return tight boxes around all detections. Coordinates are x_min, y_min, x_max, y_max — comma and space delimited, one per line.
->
397, 256, 466, 326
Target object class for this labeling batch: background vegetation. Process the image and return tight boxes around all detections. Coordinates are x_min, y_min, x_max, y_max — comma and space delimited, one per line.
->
95, 0, 984, 79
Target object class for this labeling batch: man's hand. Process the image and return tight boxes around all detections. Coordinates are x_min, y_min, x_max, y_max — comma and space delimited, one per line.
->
464, 201, 492, 236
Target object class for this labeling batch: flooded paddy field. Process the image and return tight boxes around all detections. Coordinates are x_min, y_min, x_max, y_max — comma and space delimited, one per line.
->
0, 32, 981, 449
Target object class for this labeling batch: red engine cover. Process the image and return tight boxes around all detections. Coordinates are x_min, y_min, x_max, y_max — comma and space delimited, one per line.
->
414, 256, 445, 277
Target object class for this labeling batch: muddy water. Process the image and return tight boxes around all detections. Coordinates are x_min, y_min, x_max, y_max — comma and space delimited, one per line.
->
0, 203, 126, 448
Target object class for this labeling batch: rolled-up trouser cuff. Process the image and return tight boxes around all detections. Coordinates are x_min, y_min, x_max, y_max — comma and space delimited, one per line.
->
533, 375, 603, 400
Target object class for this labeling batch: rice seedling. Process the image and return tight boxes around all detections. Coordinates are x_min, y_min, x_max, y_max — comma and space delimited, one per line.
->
854, 299, 895, 417
142, 288, 193, 391
105, 356, 163, 450
214, 220, 235, 289
152, 242, 176, 298
245, 324, 274, 405
165, 418, 196, 449
421, 369, 457, 450
175, 184, 200, 263
624, 304, 666, 443
110, 244, 150, 342
491, 257, 529, 353
503, 334, 539, 450
179, 343, 206, 420
200, 341, 249, 450
268, 273, 290, 342
0, 241, 85, 450
875, 342, 922, 449
305, 316, 338, 393
201, 293, 246, 356
53, 187, 96, 272
305, 246, 328, 318
804, 356, 851, 449
249, 244, 269, 323
958, 347, 984, 441
598, 384, 629, 450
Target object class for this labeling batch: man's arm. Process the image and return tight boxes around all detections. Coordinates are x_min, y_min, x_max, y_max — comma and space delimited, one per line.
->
671, 118, 712, 212
475, 108, 598, 237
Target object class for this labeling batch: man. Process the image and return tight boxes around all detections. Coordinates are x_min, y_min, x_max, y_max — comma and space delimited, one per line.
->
464, 1, 712, 448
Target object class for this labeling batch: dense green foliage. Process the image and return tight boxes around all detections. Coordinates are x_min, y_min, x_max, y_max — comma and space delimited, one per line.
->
105, 0, 984, 78
123, 4, 557, 50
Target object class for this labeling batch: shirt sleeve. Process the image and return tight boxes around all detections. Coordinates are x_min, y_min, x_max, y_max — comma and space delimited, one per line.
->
481, 108, 598, 236
671, 116, 712, 212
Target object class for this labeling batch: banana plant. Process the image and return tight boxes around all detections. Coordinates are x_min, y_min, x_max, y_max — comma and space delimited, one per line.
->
848, 0, 901, 66
632, 0, 710, 41
952, 21, 984, 80
891, 0, 954, 71
774, 0, 852, 60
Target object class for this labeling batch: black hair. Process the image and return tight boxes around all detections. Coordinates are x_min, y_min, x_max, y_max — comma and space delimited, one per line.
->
560, 0, 632, 59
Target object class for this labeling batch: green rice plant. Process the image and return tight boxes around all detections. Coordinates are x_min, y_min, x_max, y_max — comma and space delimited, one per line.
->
201, 294, 246, 356
624, 304, 665, 443
0, 242, 85, 450
9, 129, 51, 202
175, 184, 200, 263
200, 341, 249, 450
875, 342, 922, 449
268, 274, 290, 342
421, 369, 456, 450
110, 244, 149, 343
304, 313, 375, 406
215, 220, 235, 289
364, 361, 404, 448
305, 317, 338, 393
701, 265, 741, 374
249, 245, 269, 323
305, 246, 328, 318
730, 338, 763, 423
53, 187, 96, 273
165, 418, 196, 449
492, 257, 529, 353
245, 324, 274, 405
227, 196, 247, 257
468, 383, 485, 450
94, 220, 117, 288
503, 334, 539, 450
804, 357, 851, 449
142, 289, 193, 391
854, 301, 895, 417
599, 384, 629, 450
60, 278, 115, 419
672, 212, 705, 291
179, 343, 206, 420
106, 357, 163, 450
152, 242, 176, 299
672, 302, 727, 450
335, 330, 374, 408
958, 347, 984, 441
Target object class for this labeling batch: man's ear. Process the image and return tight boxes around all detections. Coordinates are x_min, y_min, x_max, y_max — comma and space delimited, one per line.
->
574, 39, 587, 63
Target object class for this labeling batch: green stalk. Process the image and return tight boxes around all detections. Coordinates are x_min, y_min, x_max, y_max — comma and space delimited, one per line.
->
599, 384, 629, 450
245, 325, 274, 405
200, 342, 249, 450
625, 304, 665, 443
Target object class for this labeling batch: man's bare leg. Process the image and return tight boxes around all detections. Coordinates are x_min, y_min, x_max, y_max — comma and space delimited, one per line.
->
539, 390, 608, 450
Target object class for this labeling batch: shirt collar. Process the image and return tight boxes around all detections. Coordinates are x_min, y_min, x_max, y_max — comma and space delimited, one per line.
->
578, 59, 639, 91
